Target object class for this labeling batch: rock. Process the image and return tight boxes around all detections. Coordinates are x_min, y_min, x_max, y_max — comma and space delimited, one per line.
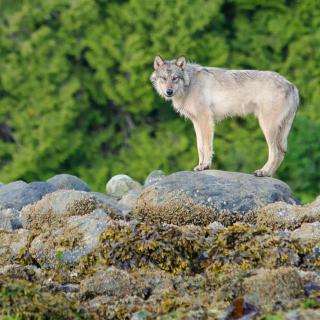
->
21, 190, 129, 231
257, 196, 320, 230
134, 270, 175, 300
80, 267, 131, 298
157, 309, 207, 320
47, 173, 91, 191
29, 211, 112, 268
85, 295, 145, 319
303, 283, 320, 297
0, 276, 84, 318
0, 229, 31, 266
42, 280, 80, 294
0, 180, 57, 210
299, 270, 320, 285
218, 298, 258, 320
0, 182, 3, 188
106, 174, 142, 198
119, 189, 142, 210
285, 310, 320, 320
90, 191, 130, 217
0, 207, 23, 230
131, 311, 153, 320
291, 222, 320, 244
206, 222, 225, 235
243, 268, 304, 307
0, 264, 44, 282
144, 170, 165, 186
98, 220, 206, 273
134, 170, 297, 226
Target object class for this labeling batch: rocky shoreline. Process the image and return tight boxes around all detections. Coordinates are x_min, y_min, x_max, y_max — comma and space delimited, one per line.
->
0, 171, 319, 319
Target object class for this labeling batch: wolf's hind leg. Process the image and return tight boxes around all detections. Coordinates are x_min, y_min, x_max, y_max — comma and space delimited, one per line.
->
255, 109, 295, 177
192, 115, 214, 171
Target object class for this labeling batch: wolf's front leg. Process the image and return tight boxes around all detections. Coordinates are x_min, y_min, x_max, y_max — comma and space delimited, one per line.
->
192, 115, 214, 171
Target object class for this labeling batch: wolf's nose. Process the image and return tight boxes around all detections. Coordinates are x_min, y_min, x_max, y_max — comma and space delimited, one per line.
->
166, 89, 173, 96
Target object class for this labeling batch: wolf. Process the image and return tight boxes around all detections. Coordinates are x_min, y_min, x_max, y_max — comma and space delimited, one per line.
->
150, 55, 299, 177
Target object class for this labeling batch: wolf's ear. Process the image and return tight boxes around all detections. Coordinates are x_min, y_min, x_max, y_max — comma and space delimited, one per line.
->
176, 56, 187, 69
154, 55, 164, 70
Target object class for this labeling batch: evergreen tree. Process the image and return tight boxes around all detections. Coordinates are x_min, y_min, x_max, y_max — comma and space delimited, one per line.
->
0, 0, 319, 202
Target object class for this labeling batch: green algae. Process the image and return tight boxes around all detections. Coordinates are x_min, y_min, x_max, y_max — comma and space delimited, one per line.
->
204, 223, 317, 283
96, 221, 207, 274
0, 276, 86, 320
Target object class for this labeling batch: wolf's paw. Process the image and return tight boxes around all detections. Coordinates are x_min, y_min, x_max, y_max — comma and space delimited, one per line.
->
254, 169, 272, 177
193, 163, 211, 171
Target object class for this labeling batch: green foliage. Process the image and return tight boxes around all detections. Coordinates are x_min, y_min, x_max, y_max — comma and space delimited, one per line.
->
0, 0, 319, 201
264, 314, 284, 320
301, 298, 317, 309
55, 249, 65, 262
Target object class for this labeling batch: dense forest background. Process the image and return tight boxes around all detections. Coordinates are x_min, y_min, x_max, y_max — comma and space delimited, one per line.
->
0, 0, 319, 202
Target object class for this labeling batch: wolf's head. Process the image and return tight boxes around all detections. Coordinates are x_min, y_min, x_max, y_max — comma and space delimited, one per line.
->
150, 56, 189, 100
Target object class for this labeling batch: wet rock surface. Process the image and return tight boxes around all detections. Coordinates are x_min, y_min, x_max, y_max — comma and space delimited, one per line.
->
0, 171, 319, 319
134, 170, 298, 226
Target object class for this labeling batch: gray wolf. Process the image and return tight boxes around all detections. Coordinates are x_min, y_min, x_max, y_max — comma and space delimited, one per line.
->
150, 55, 299, 177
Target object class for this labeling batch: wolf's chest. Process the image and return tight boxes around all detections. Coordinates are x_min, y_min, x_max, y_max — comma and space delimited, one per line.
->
172, 101, 194, 120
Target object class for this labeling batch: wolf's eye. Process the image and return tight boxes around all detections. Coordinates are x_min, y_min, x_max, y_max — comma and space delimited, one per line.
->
172, 76, 178, 81
161, 76, 167, 81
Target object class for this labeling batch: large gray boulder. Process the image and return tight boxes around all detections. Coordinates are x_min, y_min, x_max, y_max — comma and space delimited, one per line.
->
47, 174, 91, 192
0, 181, 57, 210
134, 170, 298, 226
